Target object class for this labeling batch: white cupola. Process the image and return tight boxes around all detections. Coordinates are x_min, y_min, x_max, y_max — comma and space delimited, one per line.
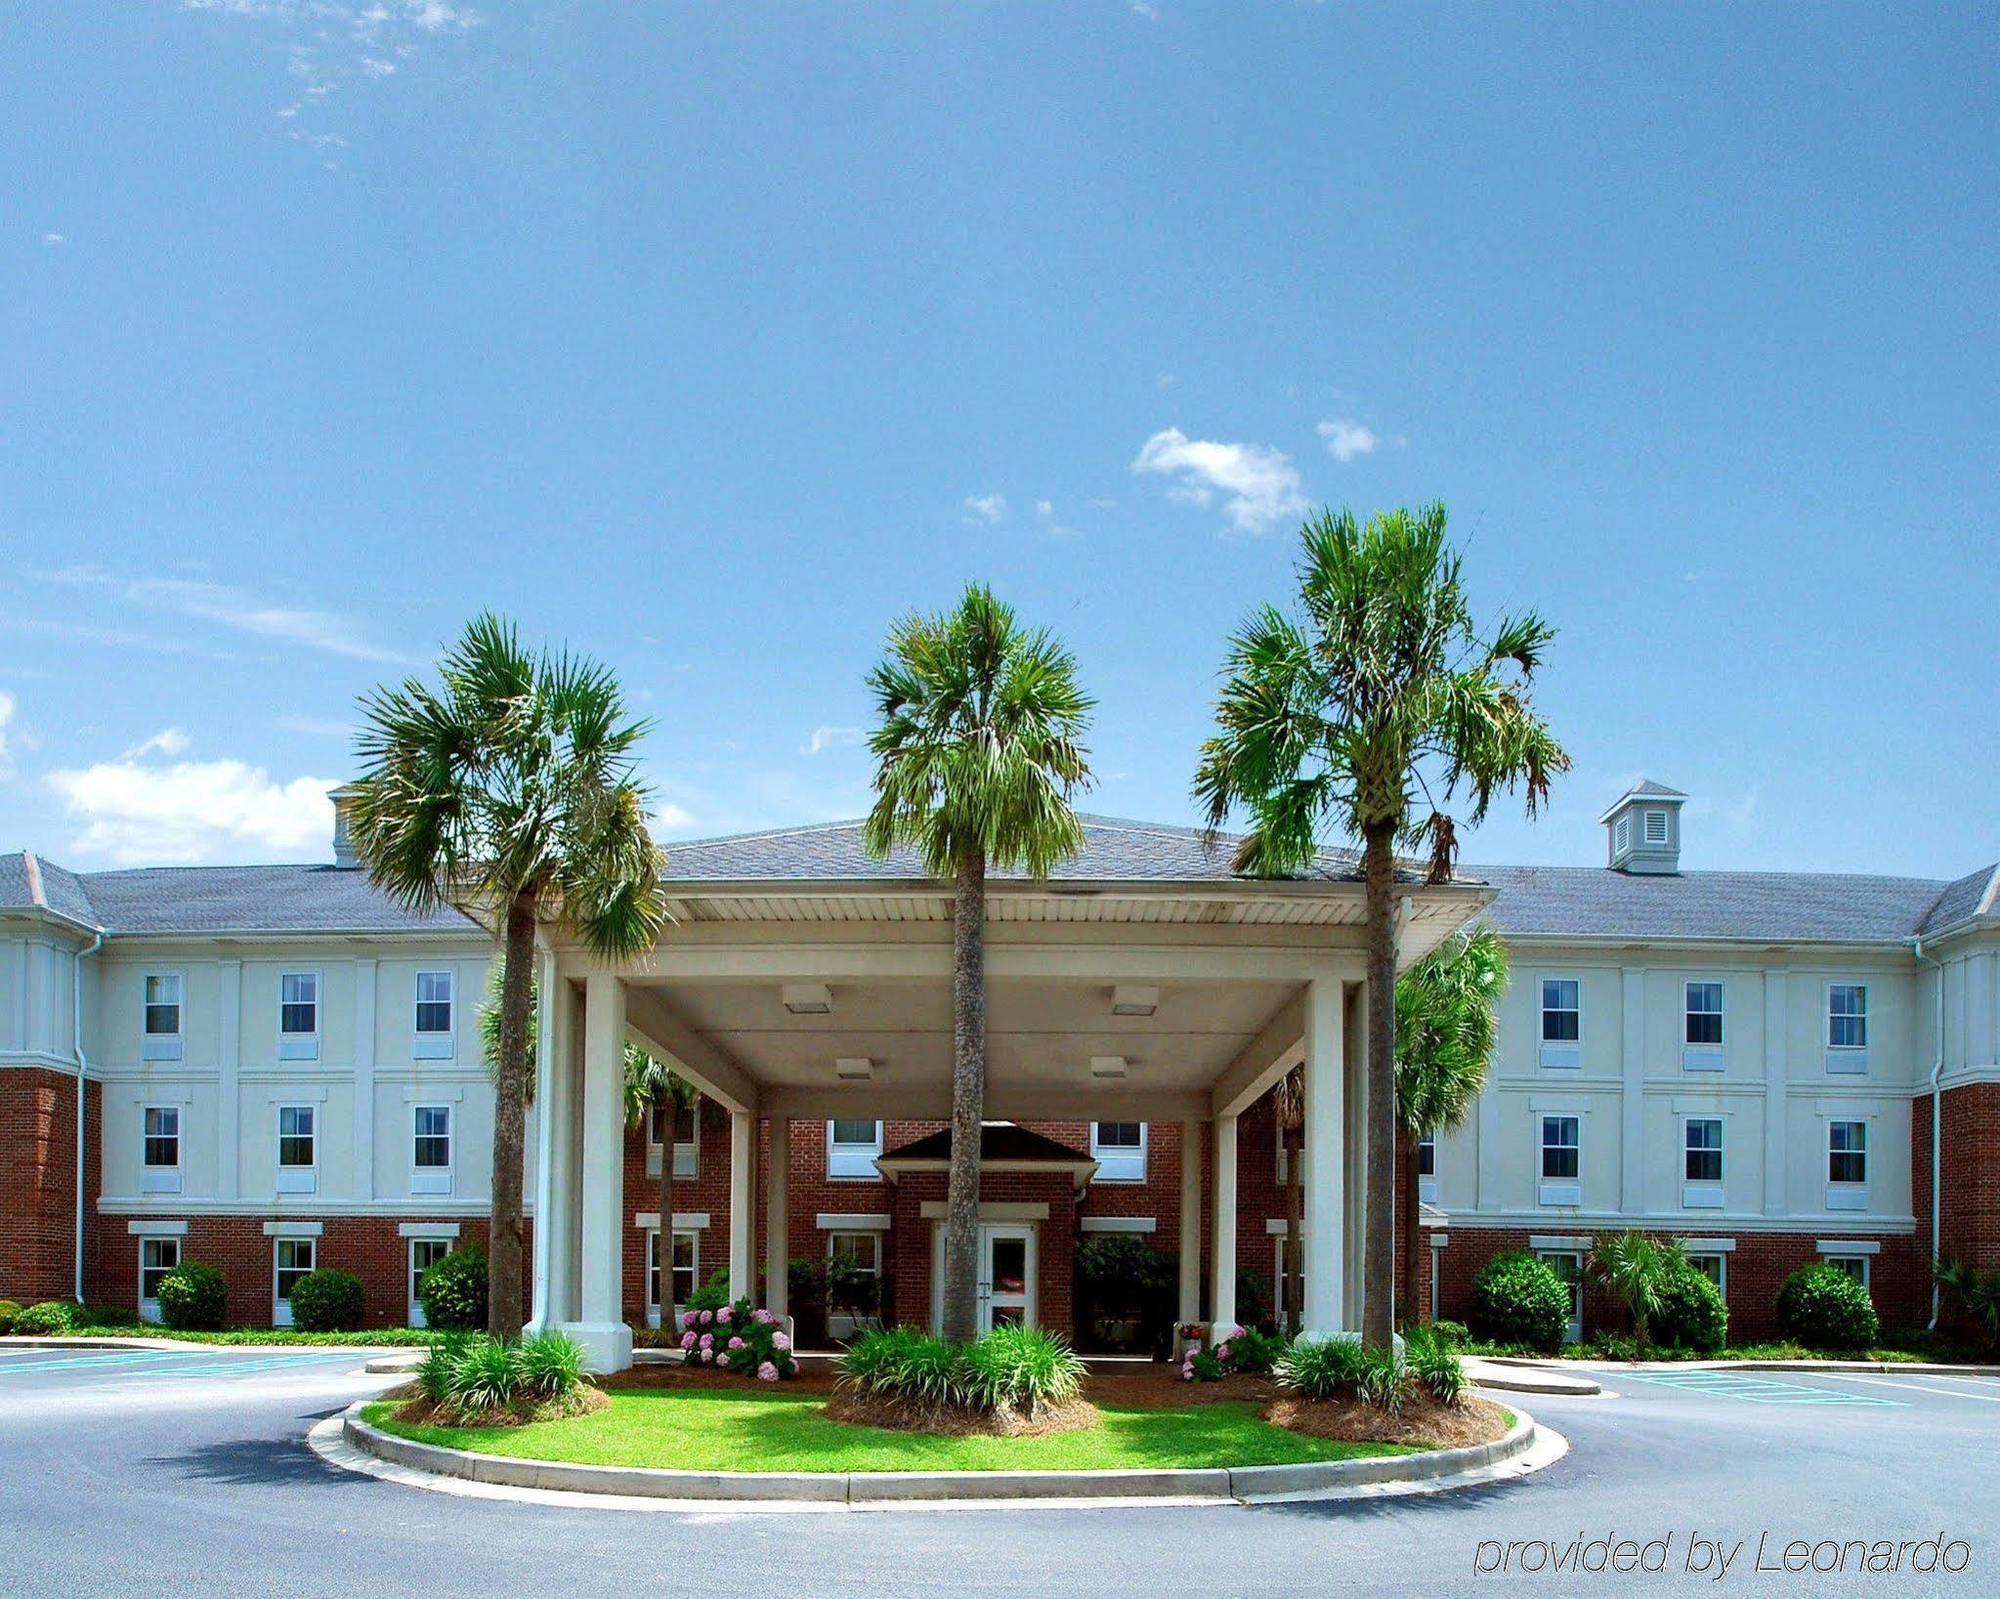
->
1599, 779, 1687, 874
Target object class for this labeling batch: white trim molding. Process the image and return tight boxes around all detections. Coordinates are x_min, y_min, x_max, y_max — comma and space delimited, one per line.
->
815, 1212, 890, 1231
632, 1211, 710, 1231
1528, 1234, 1594, 1251
397, 1221, 461, 1240
125, 1219, 188, 1237
1815, 1238, 1881, 1256
1082, 1216, 1155, 1234
919, 1200, 1048, 1222
261, 1220, 323, 1238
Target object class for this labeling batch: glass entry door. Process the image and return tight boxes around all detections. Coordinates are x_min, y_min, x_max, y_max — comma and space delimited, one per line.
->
979, 1225, 1033, 1332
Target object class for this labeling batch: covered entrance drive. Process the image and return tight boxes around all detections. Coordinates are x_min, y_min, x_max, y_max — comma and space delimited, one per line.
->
523, 818, 1485, 1371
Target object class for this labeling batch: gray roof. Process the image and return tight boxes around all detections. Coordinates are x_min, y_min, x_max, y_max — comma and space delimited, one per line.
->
0, 853, 478, 936
1475, 862, 1977, 944
1919, 865, 2000, 937
660, 814, 1396, 885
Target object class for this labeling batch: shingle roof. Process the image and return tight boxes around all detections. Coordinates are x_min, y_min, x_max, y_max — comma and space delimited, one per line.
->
659, 814, 1393, 884
1475, 863, 1955, 944
881, 1124, 1092, 1164
1918, 865, 2000, 937
0, 852, 100, 927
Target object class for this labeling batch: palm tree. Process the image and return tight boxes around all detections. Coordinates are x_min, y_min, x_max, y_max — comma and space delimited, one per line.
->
863, 584, 1094, 1343
1271, 1067, 1304, 1336
1395, 925, 1508, 1319
1935, 1258, 2000, 1356
626, 1048, 698, 1333
350, 614, 669, 1336
1195, 507, 1566, 1347
1589, 1231, 1684, 1349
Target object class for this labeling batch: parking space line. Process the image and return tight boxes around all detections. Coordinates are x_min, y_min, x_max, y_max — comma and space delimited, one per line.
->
1814, 1372, 2000, 1404
1620, 1370, 1902, 1406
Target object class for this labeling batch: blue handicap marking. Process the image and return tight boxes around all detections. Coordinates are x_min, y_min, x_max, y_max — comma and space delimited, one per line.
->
0, 1348, 363, 1379
1624, 1369, 1903, 1407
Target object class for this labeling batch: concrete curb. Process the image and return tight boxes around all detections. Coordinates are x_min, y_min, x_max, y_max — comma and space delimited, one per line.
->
336, 1399, 1546, 1509
0, 1335, 424, 1357
1462, 1358, 1603, 1397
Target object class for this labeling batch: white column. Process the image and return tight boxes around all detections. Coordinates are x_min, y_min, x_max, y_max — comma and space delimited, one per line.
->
765, 1116, 789, 1322
351, 959, 377, 1203
1303, 974, 1347, 1338
528, 952, 562, 1332
1343, 982, 1367, 1327
1210, 1112, 1238, 1338
563, 972, 631, 1372
730, 1109, 754, 1302
216, 960, 241, 1201
1179, 1118, 1203, 1326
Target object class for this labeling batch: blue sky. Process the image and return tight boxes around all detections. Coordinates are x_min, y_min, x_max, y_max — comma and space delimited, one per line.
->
2, 3, 1993, 879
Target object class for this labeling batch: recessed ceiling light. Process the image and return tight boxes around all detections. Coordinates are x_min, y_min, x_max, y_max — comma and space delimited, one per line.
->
783, 983, 833, 1015
1089, 1055, 1128, 1079
835, 1057, 873, 1080
1111, 985, 1159, 1017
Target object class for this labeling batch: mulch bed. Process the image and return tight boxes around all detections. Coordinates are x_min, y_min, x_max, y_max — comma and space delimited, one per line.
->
823, 1389, 1102, 1438
392, 1386, 611, 1429
1263, 1391, 1511, 1449
602, 1364, 838, 1395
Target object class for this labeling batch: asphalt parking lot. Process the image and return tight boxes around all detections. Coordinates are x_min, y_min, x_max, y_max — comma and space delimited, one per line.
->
0, 1346, 1992, 1598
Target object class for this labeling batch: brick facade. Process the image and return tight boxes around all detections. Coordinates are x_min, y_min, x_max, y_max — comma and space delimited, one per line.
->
1913, 1080, 2000, 1271
0, 1068, 97, 1306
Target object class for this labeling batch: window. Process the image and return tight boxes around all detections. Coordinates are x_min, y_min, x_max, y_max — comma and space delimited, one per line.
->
1643, 808, 1669, 845
1540, 1116, 1580, 1181
1090, 1121, 1147, 1183
415, 971, 454, 1057
647, 1229, 696, 1317
828, 1231, 883, 1329
1821, 1252, 1870, 1289
143, 1106, 181, 1169
1684, 1118, 1723, 1183
649, 1099, 698, 1148
412, 1105, 451, 1193
139, 1236, 180, 1315
1416, 1136, 1436, 1177
1828, 985, 1868, 1050
1685, 983, 1724, 1046
1541, 979, 1581, 1042
274, 1237, 316, 1322
280, 972, 318, 1036
826, 1120, 883, 1180
409, 1237, 452, 1327
1686, 1252, 1727, 1297
1828, 1120, 1867, 1185
142, 974, 183, 1060
277, 1105, 317, 1193
1274, 1235, 1306, 1321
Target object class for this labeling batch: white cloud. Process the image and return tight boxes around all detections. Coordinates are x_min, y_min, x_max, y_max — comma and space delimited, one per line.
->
46, 754, 338, 865
963, 493, 1008, 525
43, 567, 410, 664
651, 802, 698, 835
1131, 427, 1309, 535
1317, 417, 1379, 462
1132, 2, 1161, 18
1035, 500, 1055, 518
806, 725, 864, 756
43, 232, 63, 245
122, 728, 192, 760
0, 690, 15, 758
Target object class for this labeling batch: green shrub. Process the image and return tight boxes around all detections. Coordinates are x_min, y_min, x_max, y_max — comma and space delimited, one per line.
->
414, 1338, 465, 1404
684, 1267, 733, 1317
1428, 1319, 1470, 1350
1404, 1324, 1466, 1405
517, 1329, 588, 1399
452, 1337, 524, 1409
1777, 1263, 1878, 1351
1234, 1269, 1273, 1330
13, 1301, 77, 1336
157, 1261, 228, 1331
1587, 1331, 1642, 1362
1273, 1334, 1367, 1400
0, 1300, 20, 1335
1470, 1252, 1571, 1352
1219, 1325, 1285, 1375
416, 1244, 487, 1332
78, 1303, 142, 1329
840, 1326, 959, 1404
1652, 1266, 1728, 1354
1354, 1343, 1410, 1413
676, 1295, 798, 1379
956, 1326, 1085, 1415
287, 1269, 365, 1333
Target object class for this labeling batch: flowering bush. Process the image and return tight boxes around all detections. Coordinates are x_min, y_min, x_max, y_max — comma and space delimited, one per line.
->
680, 1295, 797, 1379
1179, 1323, 1285, 1382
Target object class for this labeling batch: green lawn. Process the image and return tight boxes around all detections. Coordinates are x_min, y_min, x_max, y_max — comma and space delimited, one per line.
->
2, 1327, 440, 1348
365, 1388, 1422, 1473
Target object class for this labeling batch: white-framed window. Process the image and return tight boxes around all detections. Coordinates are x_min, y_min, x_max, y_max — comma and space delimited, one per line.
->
1827, 1119, 1870, 1210
1535, 1249, 1585, 1343
1274, 1234, 1307, 1321
647, 1228, 697, 1319
1684, 1118, 1723, 1183
142, 973, 184, 1060
412, 1105, 452, 1194
827, 1230, 883, 1334
1416, 1135, 1436, 1177
1538, 1114, 1581, 1206
143, 1105, 181, 1170
274, 1237, 316, 1325
648, 1098, 699, 1178
1643, 808, 1669, 845
139, 1236, 180, 1320
826, 1119, 883, 1180
1820, 1251, 1870, 1290
276, 1104, 317, 1193
1090, 1121, 1147, 1182
409, 1237, 452, 1328
1684, 982, 1724, 1046
414, 970, 455, 1057
1686, 1251, 1727, 1298
1541, 979, 1580, 1043
279, 971, 319, 1059
1828, 984, 1868, 1049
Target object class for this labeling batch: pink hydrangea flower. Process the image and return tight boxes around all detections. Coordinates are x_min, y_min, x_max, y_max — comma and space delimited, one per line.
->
727, 1336, 745, 1351
699, 1332, 714, 1350
680, 1331, 697, 1349
1216, 1343, 1231, 1361
699, 1347, 713, 1363
682, 1310, 698, 1330
758, 1361, 780, 1381
716, 1353, 730, 1369
771, 1331, 791, 1351
752, 1308, 773, 1325
699, 1309, 713, 1325
717, 1304, 733, 1324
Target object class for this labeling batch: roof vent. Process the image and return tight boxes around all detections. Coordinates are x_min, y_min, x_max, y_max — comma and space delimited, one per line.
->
330, 784, 362, 870
1597, 780, 1687, 874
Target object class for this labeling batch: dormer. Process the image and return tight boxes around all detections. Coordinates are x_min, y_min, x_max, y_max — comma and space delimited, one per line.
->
1599, 780, 1688, 874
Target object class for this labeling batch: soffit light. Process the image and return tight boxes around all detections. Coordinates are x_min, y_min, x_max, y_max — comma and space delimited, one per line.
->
835, 1057, 874, 1081
783, 983, 833, 1015
1089, 1055, 1128, 1080
1110, 985, 1159, 1017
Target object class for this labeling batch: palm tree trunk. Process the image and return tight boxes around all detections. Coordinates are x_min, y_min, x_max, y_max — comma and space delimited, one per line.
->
1283, 1130, 1302, 1336
658, 1090, 676, 1342
941, 853, 987, 1345
490, 892, 537, 1338
1362, 822, 1397, 1348
1401, 1128, 1425, 1323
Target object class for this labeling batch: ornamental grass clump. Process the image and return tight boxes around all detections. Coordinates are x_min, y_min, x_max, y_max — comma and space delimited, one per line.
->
451, 1336, 525, 1411
1272, 1333, 1368, 1399
1353, 1344, 1411, 1414
413, 1330, 594, 1421
837, 1326, 1086, 1420
1402, 1325, 1466, 1406
518, 1329, 588, 1398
